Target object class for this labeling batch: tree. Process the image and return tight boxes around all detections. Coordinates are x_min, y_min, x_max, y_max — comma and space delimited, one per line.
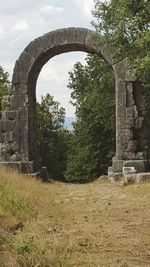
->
92, 0, 150, 88
0, 66, 10, 113
36, 93, 71, 180
65, 55, 115, 182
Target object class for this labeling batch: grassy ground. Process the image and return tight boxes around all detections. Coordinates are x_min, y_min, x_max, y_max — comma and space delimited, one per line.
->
0, 166, 150, 267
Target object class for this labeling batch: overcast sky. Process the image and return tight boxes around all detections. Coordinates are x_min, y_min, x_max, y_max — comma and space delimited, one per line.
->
0, 0, 96, 116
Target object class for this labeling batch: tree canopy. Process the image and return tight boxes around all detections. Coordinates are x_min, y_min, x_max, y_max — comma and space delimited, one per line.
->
65, 55, 115, 182
0, 66, 10, 113
36, 94, 71, 180
92, 0, 150, 88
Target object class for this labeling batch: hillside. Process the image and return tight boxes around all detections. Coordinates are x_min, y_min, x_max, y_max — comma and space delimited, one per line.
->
0, 167, 150, 267
64, 117, 76, 131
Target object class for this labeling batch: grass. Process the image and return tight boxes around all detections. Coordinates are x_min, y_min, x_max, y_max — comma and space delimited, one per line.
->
0, 166, 150, 266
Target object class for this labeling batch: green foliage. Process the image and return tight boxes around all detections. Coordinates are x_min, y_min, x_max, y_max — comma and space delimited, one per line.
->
0, 66, 10, 112
0, 182, 30, 220
37, 94, 71, 180
65, 55, 115, 182
92, 0, 150, 88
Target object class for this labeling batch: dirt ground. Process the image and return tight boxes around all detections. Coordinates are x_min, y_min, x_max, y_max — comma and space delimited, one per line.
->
0, 169, 150, 267
47, 180, 150, 267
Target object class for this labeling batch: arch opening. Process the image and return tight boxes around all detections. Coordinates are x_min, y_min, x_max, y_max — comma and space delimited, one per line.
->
0, 27, 149, 177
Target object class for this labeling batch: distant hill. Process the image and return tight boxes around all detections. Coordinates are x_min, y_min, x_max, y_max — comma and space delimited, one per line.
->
64, 117, 76, 131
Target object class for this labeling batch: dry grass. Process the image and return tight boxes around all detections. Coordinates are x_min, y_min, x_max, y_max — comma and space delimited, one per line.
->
0, 166, 150, 267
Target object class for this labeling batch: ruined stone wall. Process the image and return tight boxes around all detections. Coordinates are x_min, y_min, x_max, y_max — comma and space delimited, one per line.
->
0, 27, 149, 174
112, 74, 150, 173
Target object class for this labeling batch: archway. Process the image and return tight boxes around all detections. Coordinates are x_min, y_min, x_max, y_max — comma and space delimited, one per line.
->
0, 27, 149, 175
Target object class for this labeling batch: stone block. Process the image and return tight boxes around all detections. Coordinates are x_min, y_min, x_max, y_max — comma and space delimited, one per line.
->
123, 166, 136, 175
10, 151, 21, 161
19, 107, 29, 119
4, 131, 14, 143
44, 29, 67, 50
126, 82, 134, 107
12, 71, 29, 84
0, 141, 19, 161
34, 35, 51, 52
85, 30, 102, 54
0, 133, 4, 143
17, 51, 34, 73
0, 119, 4, 132
133, 105, 138, 119
0, 162, 22, 172
108, 166, 122, 182
3, 120, 12, 132
113, 173, 122, 181
65, 28, 88, 46
19, 119, 28, 132
21, 158, 41, 173
10, 95, 28, 108
20, 131, 29, 155
112, 159, 124, 172
113, 59, 127, 80
125, 68, 136, 82
74, 28, 88, 45
25, 41, 43, 60
21, 161, 34, 173
117, 129, 133, 141
12, 71, 19, 84
12, 84, 28, 95
136, 152, 145, 160
108, 166, 114, 181
12, 120, 20, 132
123, 160, 146, 172
13, 55, 33, 83
126, 107, 134, 127
134, 116, 144, 129
126, 140, 137, 152
12, 131, 19, 144
116, 80, 126, 117
55, 28, 69, 45
122, 152, 136, 160
3, 110, 19, 121
136, 173, 150, 183
2, 119, 19, 132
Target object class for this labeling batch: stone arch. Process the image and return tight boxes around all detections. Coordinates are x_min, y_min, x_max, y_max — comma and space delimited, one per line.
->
0, 27, 149, 175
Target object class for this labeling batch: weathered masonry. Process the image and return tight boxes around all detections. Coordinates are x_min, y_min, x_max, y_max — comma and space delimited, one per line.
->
0, 27, 150, 175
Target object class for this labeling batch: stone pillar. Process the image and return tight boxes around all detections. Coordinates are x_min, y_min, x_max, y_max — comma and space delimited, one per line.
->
0, 28, 149, 176
111, 59, 149, 174
0, 83, 41, 173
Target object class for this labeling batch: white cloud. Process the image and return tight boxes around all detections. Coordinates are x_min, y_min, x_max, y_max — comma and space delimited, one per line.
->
0, 26, 3, 39
37, 53, 87, 116
40, 5, 64, 15
39, 61, 74, 85
77, 0, 94, 18
0, 26, 3, 34
12, 20, 29, 31
38, 55, 86, 86
0, 0, 93, 115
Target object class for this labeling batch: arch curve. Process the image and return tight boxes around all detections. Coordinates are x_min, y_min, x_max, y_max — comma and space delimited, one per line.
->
0, 27, 149, 176
12, 28, 116, 87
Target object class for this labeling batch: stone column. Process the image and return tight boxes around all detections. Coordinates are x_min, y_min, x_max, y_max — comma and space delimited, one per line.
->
111, 59, 149, 174
0, 82, 41, 173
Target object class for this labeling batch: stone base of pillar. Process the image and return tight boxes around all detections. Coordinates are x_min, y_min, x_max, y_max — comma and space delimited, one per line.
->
0, 158, 42, 173
108, 158, 149, 181
123, 160, 148, 173
112, 159, 148, 173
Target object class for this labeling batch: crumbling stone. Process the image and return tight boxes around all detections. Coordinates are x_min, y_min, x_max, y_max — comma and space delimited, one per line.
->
0, 27, 150, 175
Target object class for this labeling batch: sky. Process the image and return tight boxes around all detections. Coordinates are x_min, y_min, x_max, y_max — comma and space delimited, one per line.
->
0, 0, 95, 116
